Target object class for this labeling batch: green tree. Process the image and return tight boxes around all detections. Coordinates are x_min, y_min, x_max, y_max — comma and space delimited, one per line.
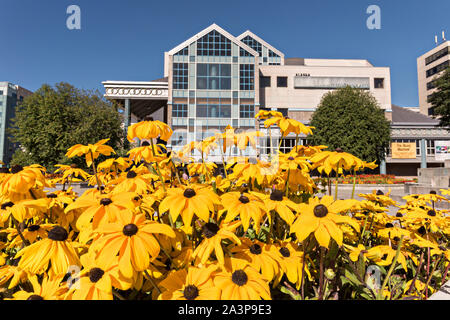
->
429, 67, 450, 126
308, 86, 391, 164
9, 82, 124, 170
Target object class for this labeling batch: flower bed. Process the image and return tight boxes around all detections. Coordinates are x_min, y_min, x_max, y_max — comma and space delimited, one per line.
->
0, 114, 448, 301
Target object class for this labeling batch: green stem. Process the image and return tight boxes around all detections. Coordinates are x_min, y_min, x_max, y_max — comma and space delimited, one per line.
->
89, 150, 101, 192
377, 235, 404, 300
351, 168, 357, 199
144, 270, 162, 295
150, 139, 166, 193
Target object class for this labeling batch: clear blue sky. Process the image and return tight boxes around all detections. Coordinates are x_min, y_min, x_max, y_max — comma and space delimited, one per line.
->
1, 0, 449, 107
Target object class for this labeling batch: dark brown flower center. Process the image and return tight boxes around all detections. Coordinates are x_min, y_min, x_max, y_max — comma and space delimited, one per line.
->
288, 157, 295, 161
11, 165, 23, 174
70, 163, 78, 168
376, 190, 384, 196
46, 193, 57, 198
418, 226, 427, 235
430, 190, 437, 195
143, 116, 154, 122
313, 204, 328, 218
249, 244, 262, 255
89, 268, 105, 283
239, 195, 250, 204
27, 294, 44, 300
427, 210, 436, 217
279, 247, 290, 257
126, 170, 137, 179
183, 188, 196, 198
202, 223, 220, 238
100, 198, 112, 206
183, 284, 199, 300
122, 224, 138, 237
396, 212, 403, 218
385, 223, 394, 228
270, 190, 284, 201
48, 226, 68, 241
141, 141, 150, 147
232, 269, 248, 286
335, 148, 343, 153
28, 225, 40, 232
1, 202, 14, 210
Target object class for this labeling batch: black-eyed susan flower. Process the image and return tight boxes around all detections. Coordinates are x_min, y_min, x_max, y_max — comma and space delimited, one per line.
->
290, 196, 360, 248
271, 240, 310, 289
91, 211, 175, 279
5, 223, 53, 248
230, 238, 280, 282
66, 139, 116, 167
8, 274, 66, 300
192, 221, 241, 266
259, 189, 297, 225
310, 149, 364, 176
127, 117, 173, 142
213, 258, 271, 300
65, 192, 136, 229
67, 252, 132, 300
159, 185, 220, 226
158, 265, 220, 300
15, 225, 80, 276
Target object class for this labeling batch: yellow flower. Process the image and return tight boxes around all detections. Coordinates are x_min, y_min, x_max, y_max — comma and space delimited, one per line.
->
271, 241, 310, 289
9, 274, 66, 300
230, 238, 280, 282
192, 221, 241, 266
158, 265, 220, 300
159, 185, 220, 226
91, 211, 175, 278
264, 116, 314, 137
15, 225, 80, 276
259, 189, 297, 225
219, 192, 267, 233
127, 117, 173, 142
310, 149, 364, 176
290, 196, 360, 248
66, 138, 115, 167
213, 258, 271, 300
65, 192, 136, 229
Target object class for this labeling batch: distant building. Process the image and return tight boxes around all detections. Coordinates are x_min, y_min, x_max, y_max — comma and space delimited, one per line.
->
387, 105, 450, 176
417, 40, 450, 116
102, 23, 391, 161
0, 82, 33, 165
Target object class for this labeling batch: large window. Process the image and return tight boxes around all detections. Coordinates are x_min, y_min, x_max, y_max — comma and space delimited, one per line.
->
239, 64, 254, 90
280, 138, 296, 153
197, 30, 231, 56
172, 104, 188, 118
425, 47, 449, 65
197, 64, 231, 90
241, 36, 262, 56
196, 100, 231, 118
239, 105, 255, 118
426, 60, 449, 78
175, 47, 188, 56
173, 63, 188, 89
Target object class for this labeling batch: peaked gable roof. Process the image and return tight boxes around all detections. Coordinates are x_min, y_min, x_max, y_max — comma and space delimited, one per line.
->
236, 30, 284, 58
167, 23, 258, 57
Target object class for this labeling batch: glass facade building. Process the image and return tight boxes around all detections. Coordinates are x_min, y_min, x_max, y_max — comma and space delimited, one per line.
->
0, 82, 32, 165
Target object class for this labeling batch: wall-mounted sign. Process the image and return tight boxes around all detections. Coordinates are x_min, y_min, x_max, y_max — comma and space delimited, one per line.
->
295, 73, 311, 77
293, 76, 370, 89
391, 142, 416, 159
435, 140, 450, 161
